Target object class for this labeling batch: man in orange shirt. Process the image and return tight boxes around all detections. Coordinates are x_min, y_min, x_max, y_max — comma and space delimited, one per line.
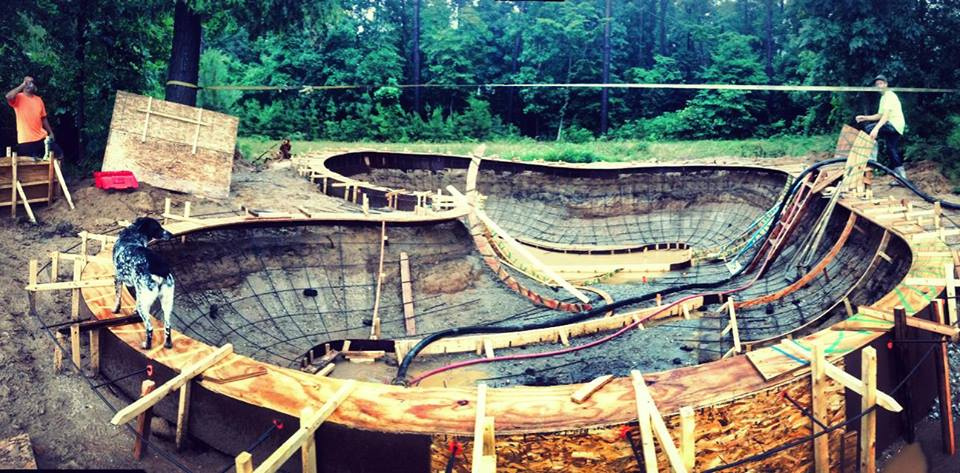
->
5, 76, 64, 160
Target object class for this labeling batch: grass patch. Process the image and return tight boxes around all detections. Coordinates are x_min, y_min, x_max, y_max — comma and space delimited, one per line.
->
238, 134, 835, 165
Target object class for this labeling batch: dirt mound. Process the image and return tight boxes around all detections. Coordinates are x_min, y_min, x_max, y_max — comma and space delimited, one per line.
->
417, 259, 480, 295
906, 160, 954, 198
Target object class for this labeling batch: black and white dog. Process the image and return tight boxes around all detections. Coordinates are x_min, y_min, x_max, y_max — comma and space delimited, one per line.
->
112, 217, 176, 350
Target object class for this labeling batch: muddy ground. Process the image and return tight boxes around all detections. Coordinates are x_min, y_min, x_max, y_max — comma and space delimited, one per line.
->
0, 155, 956, 471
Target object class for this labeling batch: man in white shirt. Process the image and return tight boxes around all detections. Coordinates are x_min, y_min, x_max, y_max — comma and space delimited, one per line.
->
856, 74, 906, 182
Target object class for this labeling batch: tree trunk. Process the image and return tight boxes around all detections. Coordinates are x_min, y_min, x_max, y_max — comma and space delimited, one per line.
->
412, 0, 422, 116
658, 0, 668, 56
74, 0, 87, 164
600, 0, 611, 134
506, 31, 522, 126
165, 0, 201, 106
764, 0, 774, 78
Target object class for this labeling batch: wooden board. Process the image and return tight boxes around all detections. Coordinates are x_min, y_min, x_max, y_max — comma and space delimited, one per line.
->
430, 373, 846, 473
0, 433, 37, 469
101, 91, 238, 199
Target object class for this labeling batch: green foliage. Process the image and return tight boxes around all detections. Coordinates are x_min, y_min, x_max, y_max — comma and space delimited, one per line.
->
3, 0, 959, 177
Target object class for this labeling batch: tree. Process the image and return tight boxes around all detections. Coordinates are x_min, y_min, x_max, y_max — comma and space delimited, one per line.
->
165, 0, 201, 105
600, 0, 611, 135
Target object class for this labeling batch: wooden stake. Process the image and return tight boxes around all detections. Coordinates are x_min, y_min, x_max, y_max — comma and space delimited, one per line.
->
54, 332, 65, 373
50, 252, 59, 282
945, 262, 958, 327
10, 152, 17, 218
860, 346, 878, 473
163, 198, 171, 225
811, 343, 829, 473
679, 406, 696, 471
14, 180, 37, 223
630, 370, 687, 473
250, 380, 355, 473
89, 329, 100, 375
133, 379, 157, 460
300, 406, 318, 473
399, 252, 416, 336
235, 452, 254, 473
472, 383, 495, 473
175, 381, 192, 451
932, 299, 956, 456
71, 259, 82, 368
370, 221, 386, 340
28, 260, 38, 315
52, 159, 74, 210
181, 202, 191, 243
893, 306, 915, 444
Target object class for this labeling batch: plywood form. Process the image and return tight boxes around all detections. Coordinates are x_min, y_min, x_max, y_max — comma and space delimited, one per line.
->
429, 374, 846, 472
101, 91, 238, 198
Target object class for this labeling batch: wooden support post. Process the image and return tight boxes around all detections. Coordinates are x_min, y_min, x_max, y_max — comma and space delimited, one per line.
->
721, 298, 741, 358
370, 221, 386, 340
932, 299, 956, 456
811, 343, 829, 473
630, 370, 687, 473
50, 252, 59, 282
27, 260, 38, 315
52, 159, 74, 210
54, 332, 65, 373
893, 306, 915, 444
71, 259, 82, 368
860, 346, 878, 473
250, 380, 356, 473
10, 152, 17, 217
163, 198, 171, 225
111, 344, 234, 426
181, 202, 191, 243
945, 262, 958, 327
399, 252, 416, 336
133, 379, 157, 460
472, 383, 497, 473
679, 406, 695, 471
300, 406, 318, 473
15, 181, 36, 223
89, 329, 100, 375
175, 381, 192, 451
236, 452, 254, 473
46, 156, 55, 202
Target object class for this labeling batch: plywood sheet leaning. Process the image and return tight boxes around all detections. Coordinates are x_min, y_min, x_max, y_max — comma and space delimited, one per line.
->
101, 91, 238, 199
840, 130, 877, 195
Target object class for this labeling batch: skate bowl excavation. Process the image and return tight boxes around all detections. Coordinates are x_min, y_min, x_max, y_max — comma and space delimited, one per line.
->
64, 147, 956, 472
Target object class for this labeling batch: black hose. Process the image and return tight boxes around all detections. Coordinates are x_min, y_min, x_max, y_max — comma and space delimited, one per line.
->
393, 156, 960, 384
867, 159, 960, 209
392, 158, 847, 384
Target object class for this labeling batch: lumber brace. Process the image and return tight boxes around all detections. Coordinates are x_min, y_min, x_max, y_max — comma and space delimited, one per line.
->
110, 344, 234, 426
776, 341, 902, 413
247, 380, 356, 473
